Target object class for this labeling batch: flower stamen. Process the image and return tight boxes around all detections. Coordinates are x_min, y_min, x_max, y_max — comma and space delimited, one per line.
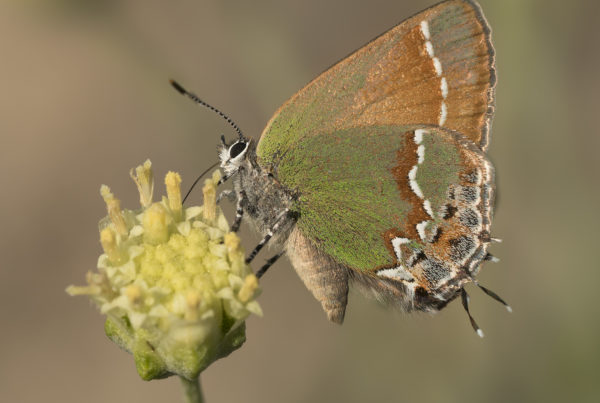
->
165, 171, 183, 222
130, 159, 154, 208
100, 185, 128, 236
100, 227, 124, 264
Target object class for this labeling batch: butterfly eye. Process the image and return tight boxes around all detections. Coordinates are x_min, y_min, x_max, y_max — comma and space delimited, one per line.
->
229, 141, 247, 159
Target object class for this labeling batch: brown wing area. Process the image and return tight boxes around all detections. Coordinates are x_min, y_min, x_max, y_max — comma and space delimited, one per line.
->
259, 0, 495, 153
343, 26, 443, 130
429, 1, 496, 150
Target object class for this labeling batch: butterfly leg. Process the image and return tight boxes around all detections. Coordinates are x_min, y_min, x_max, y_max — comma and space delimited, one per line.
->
216, 189, 235, 204
216, 189, 244, 232
245, 208, 290, 264
230, 194, 244, 233
216, 172, 233, 186
256, 251, 285, 279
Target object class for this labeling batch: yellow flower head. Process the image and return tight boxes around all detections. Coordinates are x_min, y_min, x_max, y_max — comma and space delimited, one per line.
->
67, 160, 261, 381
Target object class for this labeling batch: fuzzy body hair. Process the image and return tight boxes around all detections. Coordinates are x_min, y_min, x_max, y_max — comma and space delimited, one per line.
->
229, 143, 296, 244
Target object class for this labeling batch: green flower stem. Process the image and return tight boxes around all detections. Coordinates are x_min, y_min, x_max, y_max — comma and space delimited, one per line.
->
180, 376, 204, 403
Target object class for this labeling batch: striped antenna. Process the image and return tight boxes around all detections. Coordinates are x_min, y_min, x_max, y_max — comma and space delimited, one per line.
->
169, 79, 245, 140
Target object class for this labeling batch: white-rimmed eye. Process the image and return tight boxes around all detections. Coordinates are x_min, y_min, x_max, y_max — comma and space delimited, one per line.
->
229, 141, 248, 160
220, 139, 250, 175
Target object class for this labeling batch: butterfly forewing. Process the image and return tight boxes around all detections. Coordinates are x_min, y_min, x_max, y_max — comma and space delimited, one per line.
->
257, 0, 495, 172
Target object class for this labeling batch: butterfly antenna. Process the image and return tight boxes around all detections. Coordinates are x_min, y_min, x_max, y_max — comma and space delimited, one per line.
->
169, 79, 245, 140
182, 161, 220, 204
461, 288, 484, 338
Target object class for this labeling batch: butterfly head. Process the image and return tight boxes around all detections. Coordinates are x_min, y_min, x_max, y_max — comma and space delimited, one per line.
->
219, 134, 252, 176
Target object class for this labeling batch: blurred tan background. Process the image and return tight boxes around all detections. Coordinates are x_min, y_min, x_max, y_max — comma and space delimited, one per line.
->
1, 0, 599, 402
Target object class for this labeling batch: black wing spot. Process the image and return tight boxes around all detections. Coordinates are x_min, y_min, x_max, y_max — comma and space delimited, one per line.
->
443, 205, 458, 220
449, 236, 476, 262
409, 251, 427, 267
460, 208, 480, 228
430, 227, 443, 243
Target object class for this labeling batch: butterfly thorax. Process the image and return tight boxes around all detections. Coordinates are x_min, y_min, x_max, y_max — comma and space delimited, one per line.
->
232, 145, 298, 245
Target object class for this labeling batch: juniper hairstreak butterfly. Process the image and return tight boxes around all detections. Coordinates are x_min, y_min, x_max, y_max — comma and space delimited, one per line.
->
171, 0, 510, 337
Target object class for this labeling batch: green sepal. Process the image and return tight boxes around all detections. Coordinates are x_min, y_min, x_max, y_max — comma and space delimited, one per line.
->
178, 312, 247, 380
105, 316, 135, 354
105, 317, 170, 380
215, 321, 246, 362
103, 311, 247, 381
132, 333, 169, 381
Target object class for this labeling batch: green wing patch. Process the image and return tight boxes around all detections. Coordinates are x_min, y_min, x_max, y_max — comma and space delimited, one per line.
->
276, 125, 411, 270
265, 125, 476, 272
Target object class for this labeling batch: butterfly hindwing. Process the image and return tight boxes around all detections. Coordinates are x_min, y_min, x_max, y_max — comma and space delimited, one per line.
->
275, 125, 493, 295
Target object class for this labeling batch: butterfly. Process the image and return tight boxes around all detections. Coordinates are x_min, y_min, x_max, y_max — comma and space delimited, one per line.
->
172, 0, 509, 336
